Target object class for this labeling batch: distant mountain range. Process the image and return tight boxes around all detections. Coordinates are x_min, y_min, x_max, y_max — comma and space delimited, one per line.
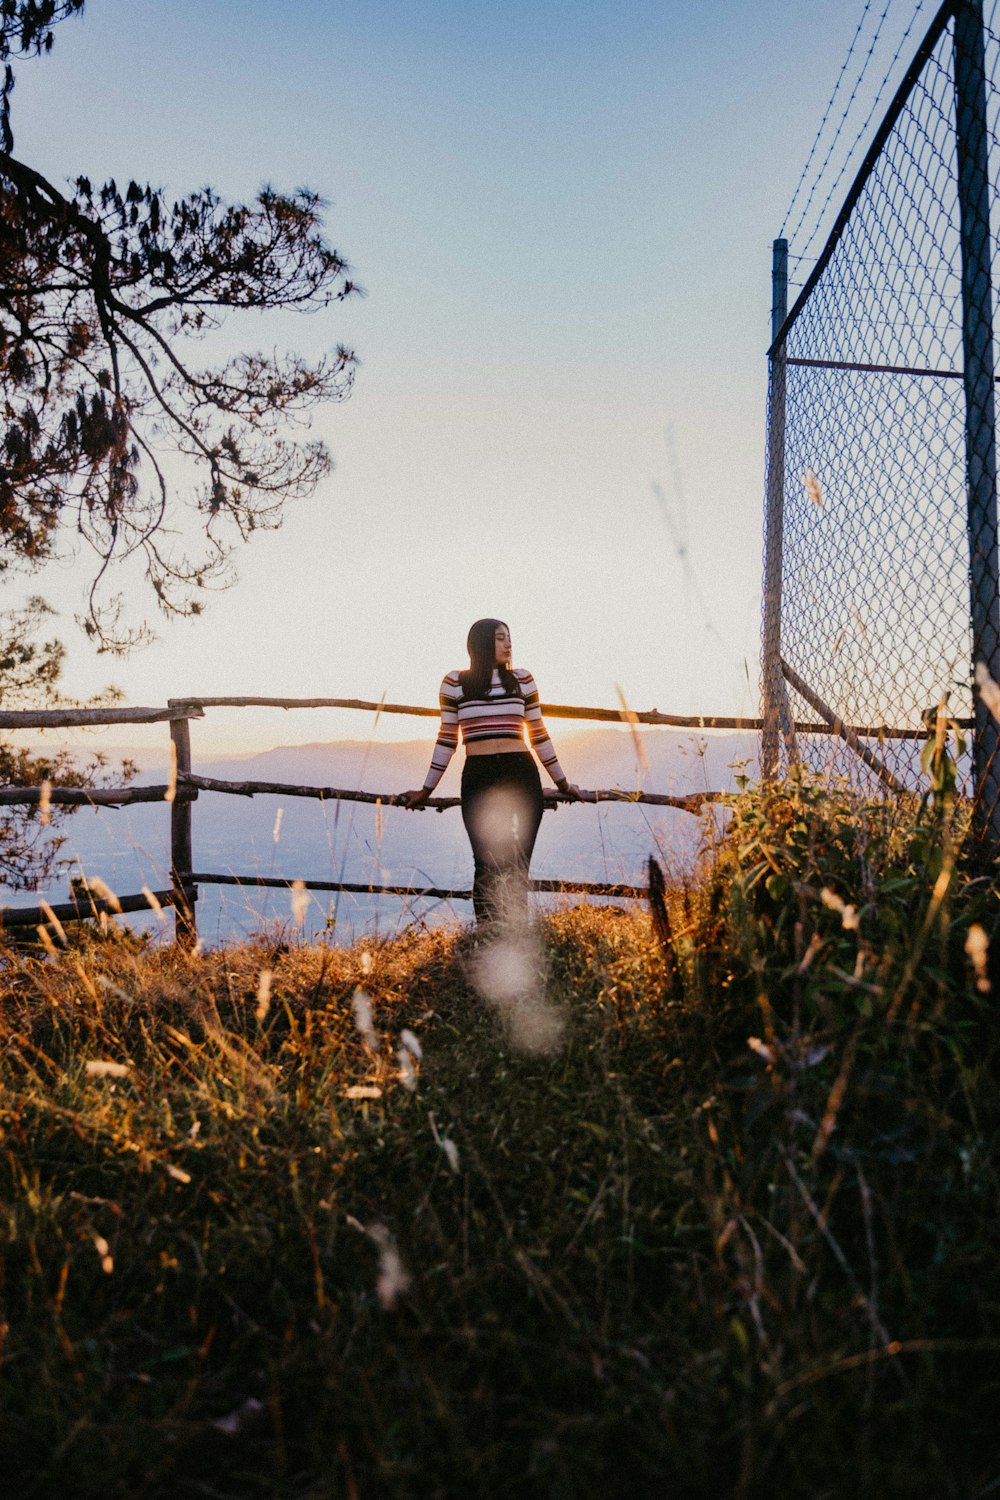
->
4, 729, 761, 944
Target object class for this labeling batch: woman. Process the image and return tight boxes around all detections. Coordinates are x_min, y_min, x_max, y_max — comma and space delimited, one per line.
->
401, 619, 580, 925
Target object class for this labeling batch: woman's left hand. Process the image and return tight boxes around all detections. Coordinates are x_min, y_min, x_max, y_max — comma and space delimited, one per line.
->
557, 781, 583, 801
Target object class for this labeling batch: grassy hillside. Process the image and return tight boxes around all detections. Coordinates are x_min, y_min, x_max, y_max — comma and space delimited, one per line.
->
1, 770, 998, 1498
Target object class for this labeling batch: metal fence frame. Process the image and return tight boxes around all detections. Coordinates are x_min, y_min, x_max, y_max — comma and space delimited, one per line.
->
762, 0, 1000, 848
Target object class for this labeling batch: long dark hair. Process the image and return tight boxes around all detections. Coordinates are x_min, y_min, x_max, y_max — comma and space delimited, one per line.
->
458, 617, 521, 701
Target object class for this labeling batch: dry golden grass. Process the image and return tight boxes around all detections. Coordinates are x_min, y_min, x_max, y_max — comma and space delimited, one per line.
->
0, 777, 998, 1498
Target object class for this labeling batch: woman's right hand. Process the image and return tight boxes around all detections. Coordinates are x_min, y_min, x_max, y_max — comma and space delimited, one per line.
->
399, 788, 432, 809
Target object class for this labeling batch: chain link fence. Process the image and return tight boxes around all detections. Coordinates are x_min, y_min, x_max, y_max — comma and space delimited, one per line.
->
762, 0, 1000, 841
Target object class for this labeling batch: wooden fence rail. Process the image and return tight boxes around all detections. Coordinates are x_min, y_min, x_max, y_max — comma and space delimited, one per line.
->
0, 785, 194, 808
0, 873, 650, 932
179, 773, 720, 813
0, 780, 715, 813
0, 687, 938, 945
163, 694, 959, 737
0, 705, 203, 729
0, 886, 192, 928
0, 693, 954, 736
192, 873, 649, 901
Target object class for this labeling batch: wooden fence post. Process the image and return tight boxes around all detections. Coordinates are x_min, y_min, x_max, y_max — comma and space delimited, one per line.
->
168, 712, 197, 946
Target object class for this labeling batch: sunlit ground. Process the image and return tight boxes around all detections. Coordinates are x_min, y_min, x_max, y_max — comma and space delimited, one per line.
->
1, 773, 996, 1498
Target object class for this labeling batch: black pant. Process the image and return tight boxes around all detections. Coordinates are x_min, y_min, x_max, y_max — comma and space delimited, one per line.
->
461, 752, 544, 925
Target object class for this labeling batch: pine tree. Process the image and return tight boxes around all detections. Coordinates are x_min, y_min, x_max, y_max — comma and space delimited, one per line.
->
0, 0, 360, 647
0, 1, 360, 885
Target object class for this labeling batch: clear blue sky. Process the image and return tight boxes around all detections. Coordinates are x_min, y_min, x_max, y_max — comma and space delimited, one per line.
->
9, 0, 924, 752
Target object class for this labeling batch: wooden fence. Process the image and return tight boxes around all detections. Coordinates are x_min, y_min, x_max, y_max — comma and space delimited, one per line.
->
0, 691, 779, 944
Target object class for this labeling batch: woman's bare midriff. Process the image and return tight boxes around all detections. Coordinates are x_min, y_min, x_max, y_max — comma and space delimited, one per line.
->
465, 738, 529, 757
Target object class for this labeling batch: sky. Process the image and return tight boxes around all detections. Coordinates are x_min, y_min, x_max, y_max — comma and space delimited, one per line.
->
6, 0, 932, 757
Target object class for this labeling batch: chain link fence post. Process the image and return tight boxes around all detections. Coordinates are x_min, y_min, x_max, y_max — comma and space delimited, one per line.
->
762, 237, 789, 779
955, 0, 1000, 854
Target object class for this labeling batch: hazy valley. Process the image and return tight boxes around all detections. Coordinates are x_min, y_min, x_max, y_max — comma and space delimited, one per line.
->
5, 728, 760, 943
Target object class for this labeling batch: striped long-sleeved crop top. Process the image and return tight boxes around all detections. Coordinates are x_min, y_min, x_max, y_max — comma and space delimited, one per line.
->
421, 667, 567, 791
